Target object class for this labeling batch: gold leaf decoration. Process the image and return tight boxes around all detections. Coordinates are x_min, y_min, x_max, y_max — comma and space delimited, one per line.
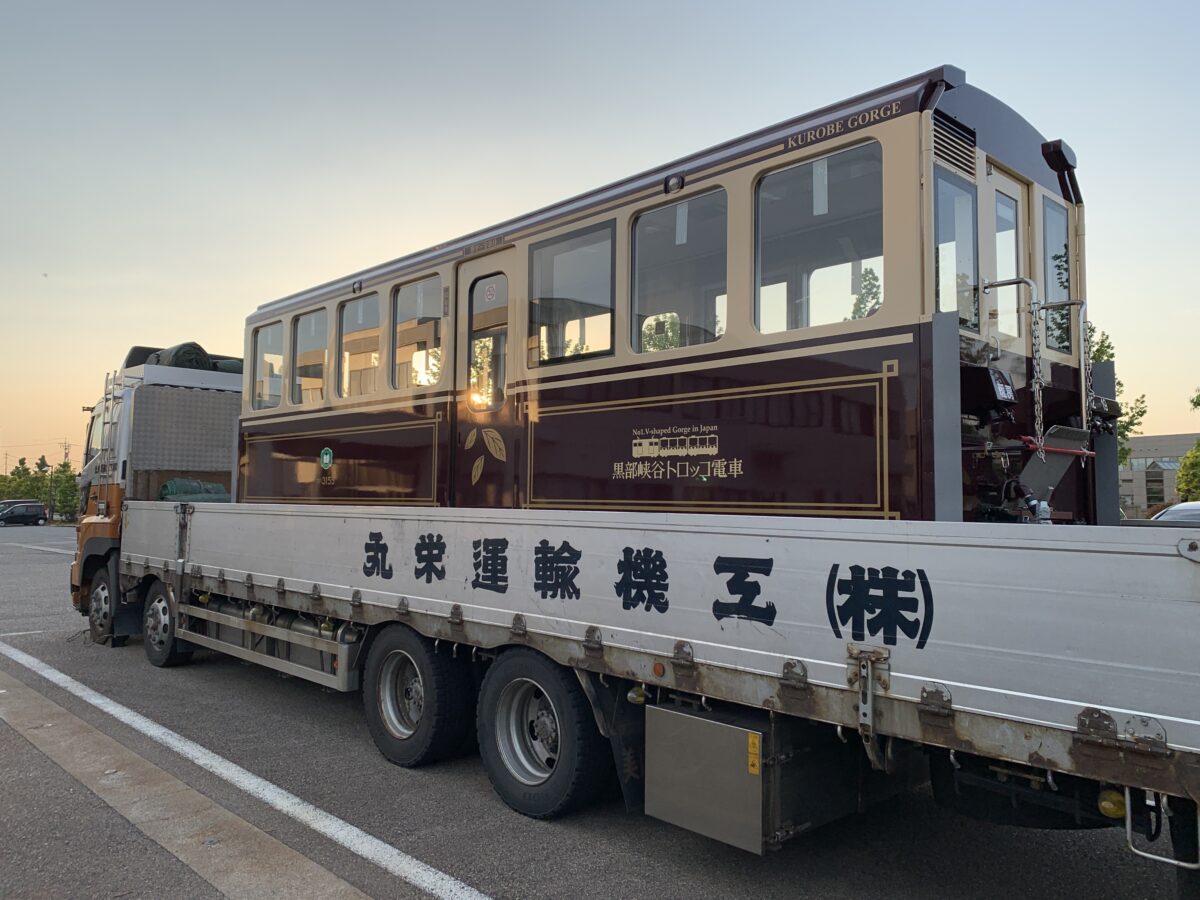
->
482, 428, 506, 462
464, 427, 478, 450
471, 455, 485, 485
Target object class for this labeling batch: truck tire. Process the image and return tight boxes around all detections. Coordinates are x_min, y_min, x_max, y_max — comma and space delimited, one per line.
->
476, 649, 611, 819
363, 625, 472, 767
88, 570, 114, 644
143, 581, 193, 667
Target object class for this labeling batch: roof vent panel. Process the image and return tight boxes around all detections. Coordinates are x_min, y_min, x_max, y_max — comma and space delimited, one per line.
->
933, 112, 976, 178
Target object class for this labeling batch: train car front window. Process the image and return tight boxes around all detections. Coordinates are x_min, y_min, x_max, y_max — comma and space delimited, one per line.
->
529, 222, 614, 365
756, 142, 884, 333
339, 295, 380, 398
934, 169, 979, 330
252, 322, 283, 410
633, 190, 727, 353
469, 274, 508, 410
393, 276, 443, 389
995, 193, 1020, 337
291, 309, 327, 404
1043, 198, 1072, 352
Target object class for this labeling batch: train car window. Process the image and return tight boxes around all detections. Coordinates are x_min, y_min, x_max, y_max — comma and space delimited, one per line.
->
339, 295, 380, 397
291, 308, 327, 404
934, 169, 979, 330
633, 190, 727, 353
995, 193, 1020, 336
529, 222, 614, 366
1043, 198, 1072, 352
393, 276, 443, 389
251, 322, 283, 410
756, 142, 884, 333
469, 273, 508, 410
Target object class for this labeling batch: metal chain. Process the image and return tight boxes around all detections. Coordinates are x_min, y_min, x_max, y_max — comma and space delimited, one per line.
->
1030, 297, 1046, 462
1079, 305, 1094, 468
1081, 304, 1095, 419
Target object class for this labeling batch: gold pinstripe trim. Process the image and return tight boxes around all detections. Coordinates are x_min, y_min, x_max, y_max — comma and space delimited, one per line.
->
507, 332, 913, 398
243, 419, 439, 442
239, 497, 441, 505
527, 361, 897, 515
243, 419, 440, 504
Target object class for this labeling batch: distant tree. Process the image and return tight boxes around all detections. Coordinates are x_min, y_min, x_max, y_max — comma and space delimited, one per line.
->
1176, 441, 1200, 502
850, 267, 881, 320
50, 460, 78, 521
5, 457, 38, 501
1191, 387, 1200, 412
32, 456, 52, 505
1088, 323, 1146, 466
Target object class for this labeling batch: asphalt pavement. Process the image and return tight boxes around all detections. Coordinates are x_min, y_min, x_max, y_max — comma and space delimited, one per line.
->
0, 526, 1176, 899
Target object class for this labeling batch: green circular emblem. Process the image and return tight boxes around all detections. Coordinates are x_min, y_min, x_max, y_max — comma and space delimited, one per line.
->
319, 447, 333, 470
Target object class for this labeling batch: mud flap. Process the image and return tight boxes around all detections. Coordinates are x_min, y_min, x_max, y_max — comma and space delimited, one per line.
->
576, 672, 645, 813
111, 556, 142, 640
1171, 797, 1200, 899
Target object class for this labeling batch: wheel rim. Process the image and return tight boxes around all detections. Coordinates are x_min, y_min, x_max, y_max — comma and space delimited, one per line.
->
379, 651, 424, 739
145, 593, 172, 652
495, 677, 560, 786
89, 581, 111, 635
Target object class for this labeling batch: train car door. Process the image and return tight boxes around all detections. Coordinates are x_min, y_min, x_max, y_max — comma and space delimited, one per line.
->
981, 166, 1029, 358
454, 249, 518, 508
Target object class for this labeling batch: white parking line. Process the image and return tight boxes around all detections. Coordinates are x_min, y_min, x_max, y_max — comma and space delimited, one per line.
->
0, 631, 44, 638
0, 668, 371, 900
0, 641, 491, 900
7, 543, 75, 556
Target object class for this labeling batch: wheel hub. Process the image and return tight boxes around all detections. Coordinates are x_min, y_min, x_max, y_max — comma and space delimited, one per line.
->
402, 675, 424, 722
532, 707, 558, 753
495, 678, 561, 786
146, 596, 171, 651
379, 651, 424, 739
89, 582, 111, 634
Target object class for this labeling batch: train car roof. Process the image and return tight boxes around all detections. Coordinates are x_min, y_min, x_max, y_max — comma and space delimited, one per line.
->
251, 64, 1074, 324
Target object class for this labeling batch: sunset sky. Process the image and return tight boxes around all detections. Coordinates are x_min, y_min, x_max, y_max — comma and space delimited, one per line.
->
2, 1, 1197, 470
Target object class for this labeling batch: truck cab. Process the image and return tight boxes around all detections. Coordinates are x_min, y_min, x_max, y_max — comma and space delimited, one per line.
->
71, 347, 242, 642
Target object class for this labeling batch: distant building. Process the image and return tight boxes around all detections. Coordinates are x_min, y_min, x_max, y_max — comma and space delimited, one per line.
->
1118, 433, 1199, 517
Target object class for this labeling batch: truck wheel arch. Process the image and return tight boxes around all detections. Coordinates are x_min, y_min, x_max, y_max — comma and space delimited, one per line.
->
79, 538, 120, 592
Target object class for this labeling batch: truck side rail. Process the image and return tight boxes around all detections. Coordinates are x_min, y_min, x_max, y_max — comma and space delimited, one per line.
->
118, 500, 1200, 802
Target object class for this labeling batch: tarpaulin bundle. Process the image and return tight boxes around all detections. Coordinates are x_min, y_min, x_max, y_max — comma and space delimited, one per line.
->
145, 342, 212, 370
158, 478, 231, 503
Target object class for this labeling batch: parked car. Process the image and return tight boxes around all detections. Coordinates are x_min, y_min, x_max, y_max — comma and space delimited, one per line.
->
0, 498, 40, 513
0, 502, 48, 526
1151, 500, 1200, 523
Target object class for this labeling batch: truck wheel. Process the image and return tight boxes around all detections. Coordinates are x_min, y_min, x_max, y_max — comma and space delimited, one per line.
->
88, 570, 114, 644
143, 581, 192, 667
476, 649, 611, 819
363, 626, 472, 767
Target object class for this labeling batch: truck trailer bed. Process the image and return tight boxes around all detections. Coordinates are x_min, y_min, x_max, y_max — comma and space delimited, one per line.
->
119, 500, 1200, 801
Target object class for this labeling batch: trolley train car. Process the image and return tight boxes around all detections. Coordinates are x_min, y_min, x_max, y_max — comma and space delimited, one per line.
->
239, 64, 1118, 524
